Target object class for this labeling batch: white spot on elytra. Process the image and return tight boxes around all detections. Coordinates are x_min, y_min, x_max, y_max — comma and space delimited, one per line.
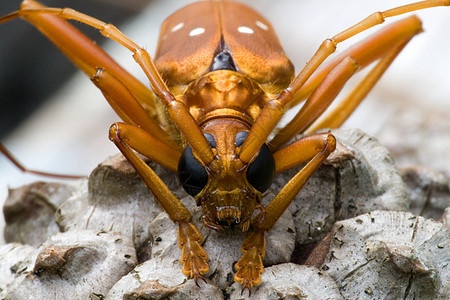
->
189, 27, 205, 36
171, 22, 184, 32
255, 20, 268, 31
238, 26, 254, 34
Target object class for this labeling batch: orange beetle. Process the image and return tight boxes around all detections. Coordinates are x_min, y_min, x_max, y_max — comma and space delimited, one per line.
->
1, 0, 449, 291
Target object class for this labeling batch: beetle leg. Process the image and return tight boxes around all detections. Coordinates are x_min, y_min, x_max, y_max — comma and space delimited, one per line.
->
108, 122, 180, 172
289, 0, 450, 105
109, 123, 189, 221
291, 1, 450, 105
240, 1, 449, 160
6, 0, 210, 279
265, 133, 336, 227
235, 133, 336, 289
306, 37, 411, 133
13, 0, 214, 166
240, 55, 354, 161
240, 55, 354, 160
237, 33, 333, 162
3, 0, 162, 128
91, 68, 181, 151
0, 1, 181, 178
270, 16, 422, 150
109, 124, 209, 280
0, 143, 83, 179
273, 133, 337, 174
270, 56, 358, 151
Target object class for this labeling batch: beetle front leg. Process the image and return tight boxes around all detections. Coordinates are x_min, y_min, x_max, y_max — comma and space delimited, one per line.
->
109, 124, 209, 281
12, 0, 215, 167
235, 133, 336, 290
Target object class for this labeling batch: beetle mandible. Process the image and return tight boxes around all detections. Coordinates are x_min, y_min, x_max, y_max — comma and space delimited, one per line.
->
1, 0, 449, 291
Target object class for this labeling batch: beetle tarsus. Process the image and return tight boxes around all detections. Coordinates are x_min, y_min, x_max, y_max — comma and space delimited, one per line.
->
234, 230, 265, 290
234, 247, 264, 289
178, 221, 209, 280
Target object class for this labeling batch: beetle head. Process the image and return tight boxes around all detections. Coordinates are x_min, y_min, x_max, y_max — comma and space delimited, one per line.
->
178, 119, 275, 231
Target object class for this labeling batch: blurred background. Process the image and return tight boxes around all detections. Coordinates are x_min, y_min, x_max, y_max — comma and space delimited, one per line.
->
0, 0, 449, 242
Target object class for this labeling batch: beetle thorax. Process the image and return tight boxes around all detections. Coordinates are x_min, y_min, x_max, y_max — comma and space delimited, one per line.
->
183, 70, 268, 126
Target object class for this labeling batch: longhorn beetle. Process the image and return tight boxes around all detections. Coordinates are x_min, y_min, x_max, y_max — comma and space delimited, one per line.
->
0, 0, 449, 291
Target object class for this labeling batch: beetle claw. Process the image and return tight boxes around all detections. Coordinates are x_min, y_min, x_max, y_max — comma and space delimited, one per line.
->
241, 285, 252, 297
194, 274, 207, 287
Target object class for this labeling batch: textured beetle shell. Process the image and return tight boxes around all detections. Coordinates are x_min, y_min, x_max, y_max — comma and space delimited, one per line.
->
155, 1, 294, 94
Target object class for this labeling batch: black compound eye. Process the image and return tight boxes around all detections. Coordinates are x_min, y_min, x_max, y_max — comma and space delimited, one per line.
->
236, 131, 276, 193
178, 145, 208, 197
247, 143, 276, 193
